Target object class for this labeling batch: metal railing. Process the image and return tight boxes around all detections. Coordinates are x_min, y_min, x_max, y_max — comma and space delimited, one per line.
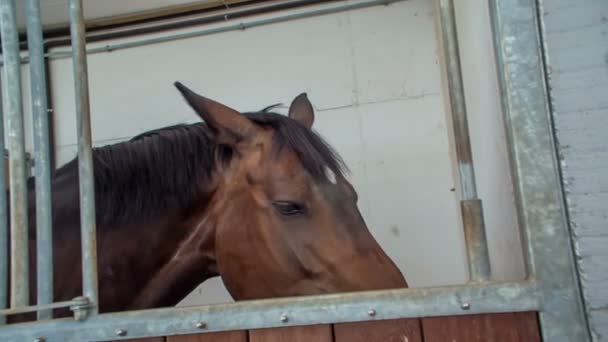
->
0, 0, 591, 341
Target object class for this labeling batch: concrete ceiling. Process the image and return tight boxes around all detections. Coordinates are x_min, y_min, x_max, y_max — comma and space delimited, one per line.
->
15, 0, 220, 29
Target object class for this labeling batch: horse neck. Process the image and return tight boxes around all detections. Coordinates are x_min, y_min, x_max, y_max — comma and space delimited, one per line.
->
49, 163, 222, 313
120, 190, 221, 311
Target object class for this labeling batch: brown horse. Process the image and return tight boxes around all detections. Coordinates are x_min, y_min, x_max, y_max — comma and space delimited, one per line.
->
6, 82, 406, 323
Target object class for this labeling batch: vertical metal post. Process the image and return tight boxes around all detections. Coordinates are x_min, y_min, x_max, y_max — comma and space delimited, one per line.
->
26, 0, 54, 320
0, 84, 7, 325
0, 0, 30, 308
489, 0, 590, 341
437, 0, 491, 282
68, 0, 98, 315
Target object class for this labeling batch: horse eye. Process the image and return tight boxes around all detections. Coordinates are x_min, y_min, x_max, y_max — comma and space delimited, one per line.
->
273, 201, 305, 216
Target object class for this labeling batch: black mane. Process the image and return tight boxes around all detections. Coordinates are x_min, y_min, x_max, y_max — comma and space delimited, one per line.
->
50, 110, 346, 227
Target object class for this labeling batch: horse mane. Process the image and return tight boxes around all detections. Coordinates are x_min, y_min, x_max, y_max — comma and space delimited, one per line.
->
50, 108, 346, 228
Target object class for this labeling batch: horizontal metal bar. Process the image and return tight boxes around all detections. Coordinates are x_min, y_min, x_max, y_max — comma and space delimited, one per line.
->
0, 0, 407, 65
0, 281, 539, 341
0, 300, 77, 316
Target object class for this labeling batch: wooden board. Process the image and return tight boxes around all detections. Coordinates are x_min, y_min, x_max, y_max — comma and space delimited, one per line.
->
334, 318, 422, 342
249, 324, 333, 342
421, 312, 540, 342
121, 338, 165, 342
166, 331, 247, 342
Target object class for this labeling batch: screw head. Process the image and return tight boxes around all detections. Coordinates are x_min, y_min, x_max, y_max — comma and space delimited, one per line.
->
34, 338, 46, 342
115, 329, 127, 337
196, 322, 207, 329
461, 302, 471, 310
368, 309, 377, 317
280, 314, 289, 323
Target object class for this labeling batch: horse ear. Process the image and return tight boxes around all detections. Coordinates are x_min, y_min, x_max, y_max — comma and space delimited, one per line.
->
288, 93, 314, 128
174, 81, 257, 145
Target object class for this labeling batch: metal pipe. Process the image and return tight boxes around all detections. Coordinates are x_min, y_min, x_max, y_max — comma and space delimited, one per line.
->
0, 0, 406, 65
460, 199, 490, 281
437, 0, 477, 199
42, 0, 330, 50
0, 281, 539, 341
0, 84, 6, 326
0, 299, 77, 316
25, 0, 54, 321
60, 0, 403, 58
68, 0, 99, 316
0, 0, 30, 309
43, 48, 57, 171
489, 0, 590, 340
437, 0, 491, 281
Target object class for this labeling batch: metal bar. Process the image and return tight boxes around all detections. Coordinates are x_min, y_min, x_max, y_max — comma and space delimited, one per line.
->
25, 0, 54, 321
0, 281, 539, 341
437, 0, 477, 199
0, 0, 30, 309
0, 299, 77, 316
0, 0, 408, 65
68, 0, 98, 316
460, 199, 491, 282
488, 0, 590, 341
436, 0, 491, 281
0, 83, 6, 326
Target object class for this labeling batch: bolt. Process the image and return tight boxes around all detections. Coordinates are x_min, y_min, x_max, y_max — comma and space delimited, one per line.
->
280, 314, 289, 323
115, 329, 127, 337
461, 302, 471, 310
368, 309, 377, 317
196, 322, 207, 329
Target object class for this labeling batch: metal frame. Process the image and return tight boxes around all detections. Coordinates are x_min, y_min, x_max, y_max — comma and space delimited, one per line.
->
0, 0, 591, 341
488, 0, 589, 340
0, 282, 538, 341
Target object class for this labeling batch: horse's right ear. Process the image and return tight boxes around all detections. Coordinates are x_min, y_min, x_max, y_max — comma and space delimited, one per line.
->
174, 81, 257, 145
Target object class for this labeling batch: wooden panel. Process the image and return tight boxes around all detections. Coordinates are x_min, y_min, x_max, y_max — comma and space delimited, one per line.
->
167, 331, 247, 342
334, 318, 422, 342
121, 338, 165, 342
249, 324, 332, 342
421, 312, 540, 342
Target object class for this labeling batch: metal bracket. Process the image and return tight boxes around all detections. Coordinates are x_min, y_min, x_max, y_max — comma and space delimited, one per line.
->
70, 296, 92, 321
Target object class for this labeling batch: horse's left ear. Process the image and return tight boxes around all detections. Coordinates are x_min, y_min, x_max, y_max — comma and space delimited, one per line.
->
174, 81, 257, 145
288, 93, 314, 128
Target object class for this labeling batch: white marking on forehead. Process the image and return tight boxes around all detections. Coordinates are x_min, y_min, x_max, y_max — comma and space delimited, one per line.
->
325, 167, 337, 184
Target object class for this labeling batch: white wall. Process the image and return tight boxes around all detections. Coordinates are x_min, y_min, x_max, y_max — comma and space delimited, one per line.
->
11, 0, 524, 305
543, 0, 608, 339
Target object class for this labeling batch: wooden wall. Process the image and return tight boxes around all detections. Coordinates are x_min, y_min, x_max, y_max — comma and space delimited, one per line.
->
123, 312, 540, 342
